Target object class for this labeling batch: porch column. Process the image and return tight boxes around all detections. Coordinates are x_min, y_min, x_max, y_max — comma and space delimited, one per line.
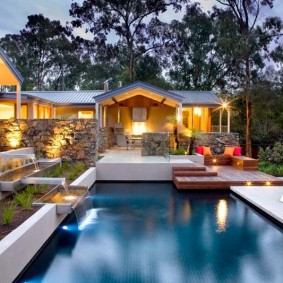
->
103, 106, 107, 127
16, 83, 21, 119
95, 103, 99, 120
117, 107, 121, 123
227, 108, 231, 133
99, 105, 103, 127
219, 109, 222, 133
178, 103, 183, 132
51, 106, 56, 118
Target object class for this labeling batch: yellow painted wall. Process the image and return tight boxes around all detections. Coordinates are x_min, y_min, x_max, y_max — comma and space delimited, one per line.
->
147, 106, 175, 132
56, 107, 95, 119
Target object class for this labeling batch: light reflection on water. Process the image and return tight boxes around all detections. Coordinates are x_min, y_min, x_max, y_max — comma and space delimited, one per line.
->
19, 183, 283, 283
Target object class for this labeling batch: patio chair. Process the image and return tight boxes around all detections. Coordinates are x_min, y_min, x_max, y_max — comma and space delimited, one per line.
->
126, 136, 135, 150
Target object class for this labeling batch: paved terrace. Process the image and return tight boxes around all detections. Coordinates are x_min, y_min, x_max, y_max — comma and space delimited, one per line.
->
96, 148, 283, 225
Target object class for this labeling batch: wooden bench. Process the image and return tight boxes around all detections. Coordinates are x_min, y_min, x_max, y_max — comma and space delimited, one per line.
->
204, 155, 231, 166
204, 155, 258, 171
231, 156, 258, 171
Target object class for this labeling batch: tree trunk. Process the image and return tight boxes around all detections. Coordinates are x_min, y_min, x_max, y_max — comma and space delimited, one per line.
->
244, 35, 252, 157
128, 40, 135, 82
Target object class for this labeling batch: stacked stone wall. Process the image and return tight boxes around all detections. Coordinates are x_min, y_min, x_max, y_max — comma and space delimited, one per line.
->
141, 132, 169, 156
98, 127, 112, 153
0, 119, 98, 166
195, 132, 240, 155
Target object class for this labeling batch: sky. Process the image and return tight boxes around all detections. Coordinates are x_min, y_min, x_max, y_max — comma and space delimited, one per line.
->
0, 0, 283, 39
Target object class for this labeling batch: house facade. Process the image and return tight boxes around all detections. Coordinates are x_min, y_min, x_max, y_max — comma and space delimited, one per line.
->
0, 47, 223, 137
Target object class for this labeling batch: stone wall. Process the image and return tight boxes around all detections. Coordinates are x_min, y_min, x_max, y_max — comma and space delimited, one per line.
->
141, 132, 169, 156
0, 119, 98, 166
195, 132, 239, 155
98, 127, 113, 153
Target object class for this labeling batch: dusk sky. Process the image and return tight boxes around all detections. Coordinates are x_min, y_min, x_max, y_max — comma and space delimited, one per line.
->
0, 0, 283, 39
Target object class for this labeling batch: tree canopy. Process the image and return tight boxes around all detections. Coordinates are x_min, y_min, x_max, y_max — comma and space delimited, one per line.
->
0, 1, 283, 153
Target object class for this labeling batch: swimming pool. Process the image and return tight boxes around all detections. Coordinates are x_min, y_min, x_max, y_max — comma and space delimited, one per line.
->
18, 182, 283, 283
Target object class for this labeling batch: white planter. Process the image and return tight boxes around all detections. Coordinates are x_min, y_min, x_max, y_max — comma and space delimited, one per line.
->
0, 167, 96, 283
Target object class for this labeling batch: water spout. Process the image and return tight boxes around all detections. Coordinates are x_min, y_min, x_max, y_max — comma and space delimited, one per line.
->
31, 157, 40, 172
61, 180, 69, 193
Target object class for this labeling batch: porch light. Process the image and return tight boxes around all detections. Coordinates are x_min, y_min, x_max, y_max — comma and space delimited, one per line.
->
194, 107, 201, 116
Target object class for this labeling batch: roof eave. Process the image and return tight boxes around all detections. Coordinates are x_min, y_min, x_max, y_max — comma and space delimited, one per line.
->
0, 47, 24, 84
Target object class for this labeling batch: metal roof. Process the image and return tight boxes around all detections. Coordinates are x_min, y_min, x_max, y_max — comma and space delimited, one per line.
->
95, 81, 184, 103
5, 84, 221, 107
22, 90, 103, 104
171, 90, 221, 106
0, 47, 24, 84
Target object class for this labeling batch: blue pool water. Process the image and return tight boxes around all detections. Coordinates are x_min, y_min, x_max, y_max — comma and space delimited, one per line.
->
18, 183, 283, 283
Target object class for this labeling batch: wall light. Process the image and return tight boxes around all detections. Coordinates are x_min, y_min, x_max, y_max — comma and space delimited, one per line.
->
194, 107, 202, 116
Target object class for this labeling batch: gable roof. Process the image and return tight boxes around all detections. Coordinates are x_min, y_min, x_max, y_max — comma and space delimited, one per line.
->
95, 81, 184, 103
0, 47, 24, 85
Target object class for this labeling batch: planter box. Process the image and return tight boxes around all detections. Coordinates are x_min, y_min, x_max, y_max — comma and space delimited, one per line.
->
0, 167, 96, 283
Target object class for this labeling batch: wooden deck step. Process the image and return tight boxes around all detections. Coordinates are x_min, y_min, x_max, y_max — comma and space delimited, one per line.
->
172, 166, 207, 172
173, 169, 217, 177
173, 175, 283, 190
174, 176, 229, 190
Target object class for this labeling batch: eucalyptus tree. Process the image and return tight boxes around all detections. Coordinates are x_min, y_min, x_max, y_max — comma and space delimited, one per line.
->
216, 0, 282, 156
0, 14, 81, 90
167, 3, 240, 91
69, 0, 189, 82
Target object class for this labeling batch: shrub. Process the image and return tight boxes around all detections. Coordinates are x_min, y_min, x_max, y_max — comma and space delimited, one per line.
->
2, 202, 17, 225
258, 142, 283, 164
170, 148, 187, 155
15, 191, 34, 210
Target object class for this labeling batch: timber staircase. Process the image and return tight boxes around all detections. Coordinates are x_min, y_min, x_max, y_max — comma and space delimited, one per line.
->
173, 165, 229, 190
172, 165, 283, 190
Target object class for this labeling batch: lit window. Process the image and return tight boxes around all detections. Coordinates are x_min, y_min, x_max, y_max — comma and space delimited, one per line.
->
0, 104, 14, 119
78, 111, 94, 119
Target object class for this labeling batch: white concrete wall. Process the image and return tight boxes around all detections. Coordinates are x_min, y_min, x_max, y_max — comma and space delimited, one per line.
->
96, 161, 194, 181
0, 167, 97, 282
0, 205, 66, 283
70, 167, 96, 189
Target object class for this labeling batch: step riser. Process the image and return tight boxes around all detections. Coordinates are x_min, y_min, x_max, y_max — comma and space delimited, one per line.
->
173, 172, 218, 177
173, 167, 206, 172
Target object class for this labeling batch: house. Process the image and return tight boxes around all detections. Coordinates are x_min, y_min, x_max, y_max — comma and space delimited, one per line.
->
0, 47, 225, 136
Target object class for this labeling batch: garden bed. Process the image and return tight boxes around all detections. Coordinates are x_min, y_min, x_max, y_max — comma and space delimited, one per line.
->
0, 161, 88, 241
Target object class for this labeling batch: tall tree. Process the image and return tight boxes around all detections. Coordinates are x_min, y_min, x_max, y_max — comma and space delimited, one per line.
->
70, 0, 188, 82
0, 14, 80, 90
216, 0, 282, 156
167, 3, 240, 91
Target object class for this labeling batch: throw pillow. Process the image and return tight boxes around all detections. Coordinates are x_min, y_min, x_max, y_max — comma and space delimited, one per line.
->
202, 146, 212, 156
223, 147, 235, 156
233, 147, 242, 156
195, 146, 204, 155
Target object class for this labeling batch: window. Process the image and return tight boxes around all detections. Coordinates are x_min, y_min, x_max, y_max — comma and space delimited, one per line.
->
0, 104, 14, 119
21, 104, 28, 119
78, 111, 94, 119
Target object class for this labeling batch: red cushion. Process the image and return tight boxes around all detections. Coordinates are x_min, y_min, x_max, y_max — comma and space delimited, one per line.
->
233, 147, 242, 156
195, 146, 203, 155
